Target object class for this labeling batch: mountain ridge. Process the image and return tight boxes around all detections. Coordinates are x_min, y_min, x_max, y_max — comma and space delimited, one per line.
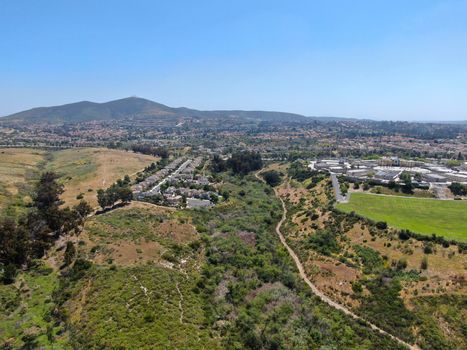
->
2, 97, 465, 124
1, 97, 311, 124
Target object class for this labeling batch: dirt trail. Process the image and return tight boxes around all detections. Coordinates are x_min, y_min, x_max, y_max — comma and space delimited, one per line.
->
255, 171, 420, 350
175, 281, 184, 324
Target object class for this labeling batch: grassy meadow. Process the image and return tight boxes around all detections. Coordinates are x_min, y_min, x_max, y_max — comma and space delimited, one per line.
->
337, 193, 467, 241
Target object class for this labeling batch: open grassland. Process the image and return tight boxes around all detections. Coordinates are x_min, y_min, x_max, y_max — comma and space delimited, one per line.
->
0, 147, 156, 211
46, 148, 157, 207
337, 193, 467, 241
0, 148, 46, 215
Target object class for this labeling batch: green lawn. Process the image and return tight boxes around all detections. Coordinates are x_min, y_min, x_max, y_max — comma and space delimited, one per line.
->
337, 193, 467, 241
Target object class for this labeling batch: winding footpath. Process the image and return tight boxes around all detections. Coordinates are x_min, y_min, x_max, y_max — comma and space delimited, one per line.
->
255, 171, 419, 350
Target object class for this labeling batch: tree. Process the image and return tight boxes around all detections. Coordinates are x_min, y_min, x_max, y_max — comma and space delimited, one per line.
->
63, 241, 76, 267
97, 177, 133, 209
211, 155, 226, 173
287, 161, 313, 181
262, 170, 282, 187
227, 151, 263, 175
28, 172, 92, 257
0, 219, 29, 267
2, 264, 17, 284
399, 171, 413, 193
123, 174, 131, 184
73, 200, 93, 221
210, 193, 219, 203
97, 189, 110, 209
32, 172, 65, 231
119, 186, 133, 203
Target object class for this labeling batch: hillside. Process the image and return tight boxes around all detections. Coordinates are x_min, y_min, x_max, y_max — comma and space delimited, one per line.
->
0, 148, 156, 214
1, 97, 309, 124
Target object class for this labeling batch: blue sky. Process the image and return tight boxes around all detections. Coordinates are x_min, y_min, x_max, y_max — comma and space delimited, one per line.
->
1, 0, 467, 120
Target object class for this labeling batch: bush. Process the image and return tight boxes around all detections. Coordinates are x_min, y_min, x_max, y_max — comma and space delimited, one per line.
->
376, 221, 387, 230
399, 230, 410, 241
423, 244, 433, 254
2, 264, 17, 284
420, 256, 428, 270
307, 230, 340, 256
396, 258, 408, 270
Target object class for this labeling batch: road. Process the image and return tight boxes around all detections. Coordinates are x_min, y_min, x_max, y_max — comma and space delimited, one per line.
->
255, 171, 419, 350
146, 159, 192, 196
330, 172, 349, 203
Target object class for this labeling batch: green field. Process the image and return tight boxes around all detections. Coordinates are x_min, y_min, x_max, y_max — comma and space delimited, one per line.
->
337, 193, 467, 241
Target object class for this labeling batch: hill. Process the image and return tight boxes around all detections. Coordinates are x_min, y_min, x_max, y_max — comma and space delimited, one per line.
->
0, 147, 156, 214
1, 97, 309, 124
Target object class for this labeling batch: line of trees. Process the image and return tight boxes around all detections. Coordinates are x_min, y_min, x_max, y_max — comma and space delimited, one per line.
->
97, 175, 133, 209
1, 172, 92, 283
131, 144, 169, 159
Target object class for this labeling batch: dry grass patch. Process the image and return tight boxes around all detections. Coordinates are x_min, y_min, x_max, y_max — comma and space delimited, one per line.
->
47, 148, 157, 207
0, 148, 46, 210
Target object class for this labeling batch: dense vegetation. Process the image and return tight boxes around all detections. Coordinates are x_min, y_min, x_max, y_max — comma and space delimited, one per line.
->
261, 170, 282, 187
211, 151, 262, 175
448, 182, 467, 196
130, 144, 170, 159
178, 174, 405, 349
1, 172, 92, 283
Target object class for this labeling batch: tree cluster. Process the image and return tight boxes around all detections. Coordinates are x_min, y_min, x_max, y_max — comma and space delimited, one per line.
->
131, 144, 169, 159
287, 161, 313, 181
211, 151, 263, 175
97, 175, 133, 209
1, 172, 92, 283
261, 170, 282, 187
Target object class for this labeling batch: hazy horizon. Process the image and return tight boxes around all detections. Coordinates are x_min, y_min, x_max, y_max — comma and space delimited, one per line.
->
2, 96, 466, 123
1, 0, 467, 121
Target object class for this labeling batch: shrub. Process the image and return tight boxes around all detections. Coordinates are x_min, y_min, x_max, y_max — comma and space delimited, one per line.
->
423, 244, 433, 254
396, 258, 408, 270
420, 256, 428, 270
376, 221, 387, 230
